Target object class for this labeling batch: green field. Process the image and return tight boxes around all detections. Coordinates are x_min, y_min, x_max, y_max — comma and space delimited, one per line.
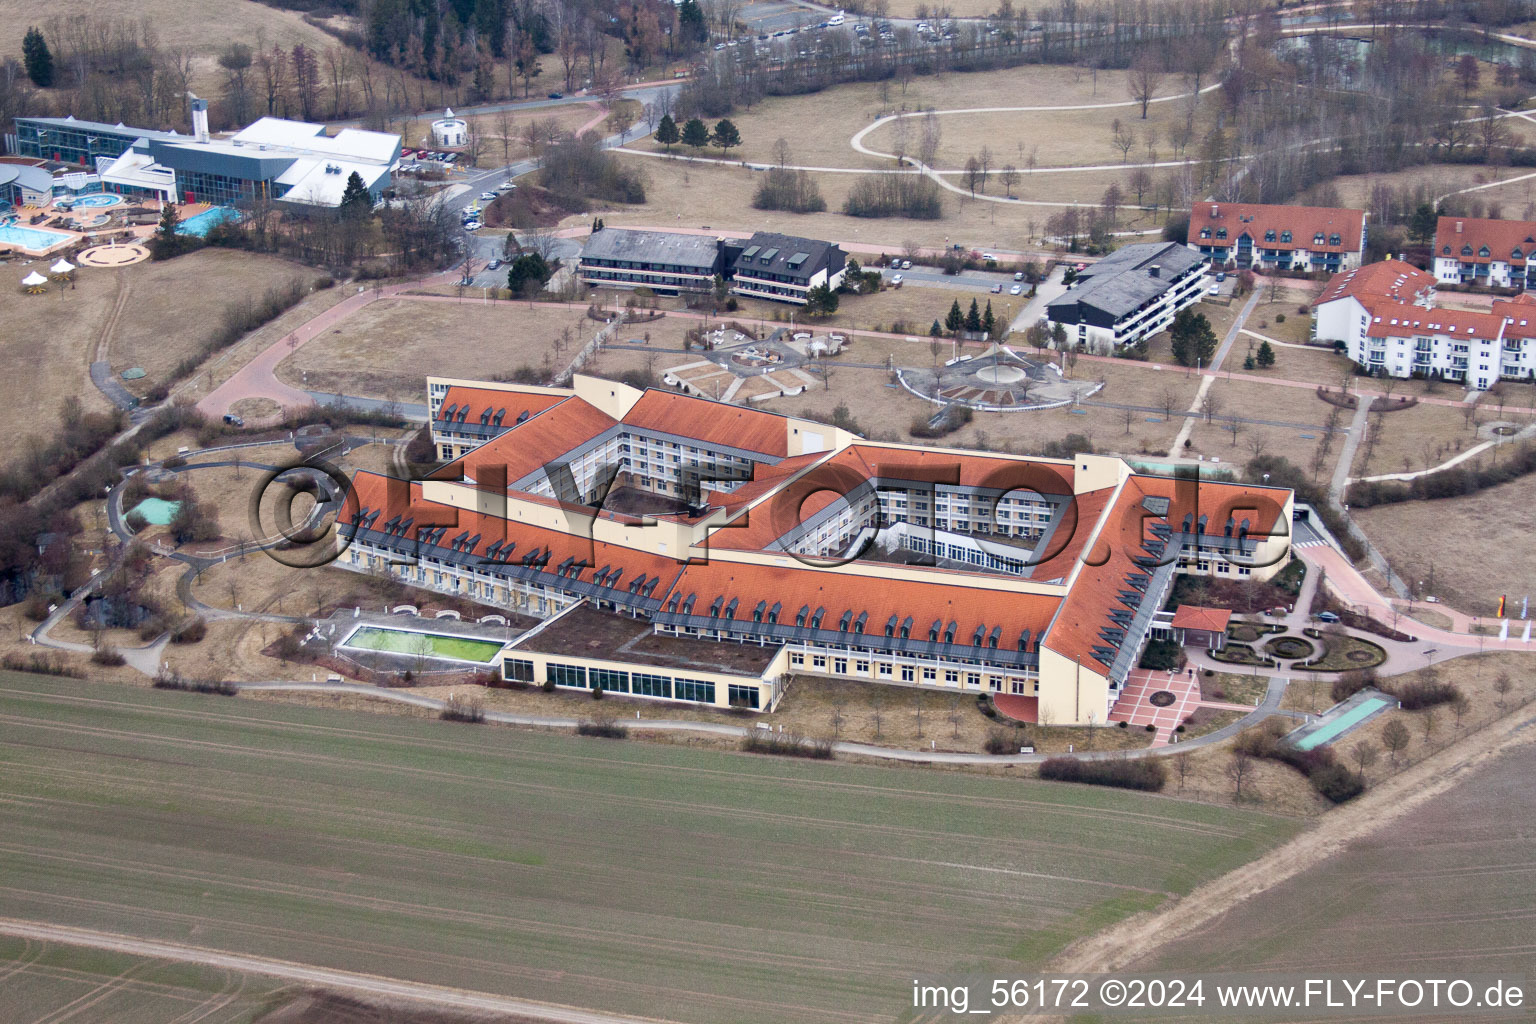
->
0, 937, 286, 1024
0, 675, 1301, 1024
342, 625, 505, 663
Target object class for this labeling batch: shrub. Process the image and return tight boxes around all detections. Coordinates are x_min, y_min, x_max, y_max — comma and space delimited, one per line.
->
842, 172, 943, 219
440, 694, 485, 722
1, 652, 85, 678
90, 647, 126, 666
752, 167, 827, 213
1145, 723, 1156, 732
1038, 756, 1167, 791
983, 730, 1017, 754
741, 729, 834, 759
152, 672, 237, 695
590, 685, 604, 700
1330, 667, 1377, 704
1234, 720, 1363, 803
1309, 762, 1365, 803
576, 718, 629, 739
169, 617, 207, 644
1138, 638, 1183, 671
1275, 313, 1287, 323
1385, 677, 1461, 710
542, 679, 556, 693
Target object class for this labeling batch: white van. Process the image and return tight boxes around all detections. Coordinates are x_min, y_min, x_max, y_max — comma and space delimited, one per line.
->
828, 11, 845, 25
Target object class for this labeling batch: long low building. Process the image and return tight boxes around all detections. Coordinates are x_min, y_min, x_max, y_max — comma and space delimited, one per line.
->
1433, 215, 1536, 290
577, 228, 847, 305
1187, 201, 1366, 273
13, 106, 399, 208
1315, 260, 1535, 388
335, 374, 1293, 723
1045, 241, 1207, 350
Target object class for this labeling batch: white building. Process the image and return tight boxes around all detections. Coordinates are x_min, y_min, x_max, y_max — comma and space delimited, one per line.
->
1315, 261, 1536, 389
430, 109, 468, 148
1433, 215, 1536, 290
1045, 241, 1208, 350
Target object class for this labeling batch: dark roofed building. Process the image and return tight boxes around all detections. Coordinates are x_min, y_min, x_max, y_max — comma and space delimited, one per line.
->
1045, 242, 1206, 349
577, 227, 724, 294
725, 231, 848, 305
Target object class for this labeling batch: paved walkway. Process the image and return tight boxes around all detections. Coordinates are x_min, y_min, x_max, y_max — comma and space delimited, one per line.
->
1107, 668, 1257, 745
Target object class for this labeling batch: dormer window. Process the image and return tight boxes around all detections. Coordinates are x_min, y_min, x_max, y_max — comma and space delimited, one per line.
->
1280, 230, 1292, 243
1264, 229, 1276, 242
1462, 245, 1474, 257
1479, 246, 1491, 258
1199, 228, 1211, 239
1215, 228, 1227, 239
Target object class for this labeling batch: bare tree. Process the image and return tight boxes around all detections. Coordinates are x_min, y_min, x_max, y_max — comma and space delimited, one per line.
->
1350, 739, 1378, 783
1226, 748, 1254, 800
1172, 751, 1193, 792
1381, 718, 1410, 763
918, 110, 942, 167
1494, 671, 1513, 709
1111, 118, 1136, 161
772, 136, 792, 169
1128, 53, 1164, 119
1000, 164, 1019, 198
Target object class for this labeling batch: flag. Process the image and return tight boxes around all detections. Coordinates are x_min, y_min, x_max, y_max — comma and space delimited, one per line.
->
1498, 595, 1506, 618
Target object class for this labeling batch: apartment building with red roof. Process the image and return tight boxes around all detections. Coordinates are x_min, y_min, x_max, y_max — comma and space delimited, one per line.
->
1315, 259, 1536, 388
1433, 215, 1536, 289
336, 375, 1293, 724
1187, 201, 1367, 273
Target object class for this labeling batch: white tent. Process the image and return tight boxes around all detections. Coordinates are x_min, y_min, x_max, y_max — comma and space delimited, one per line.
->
21, 271, 47, 286
49, 258, 75, 274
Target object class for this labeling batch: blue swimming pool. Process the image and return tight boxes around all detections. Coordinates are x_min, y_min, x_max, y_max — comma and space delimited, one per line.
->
0, 223, 73, 252
71, 193, 124, 208
176, 206, 240, 237
1294, 697, 1389, 751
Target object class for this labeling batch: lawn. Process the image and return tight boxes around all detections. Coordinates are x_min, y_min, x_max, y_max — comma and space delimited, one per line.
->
343, 625, 506, 663
595, 153, 1169, 251
0, 673, 1301, 1024
1354, 472, 1536, 615
273, 296, 592, 401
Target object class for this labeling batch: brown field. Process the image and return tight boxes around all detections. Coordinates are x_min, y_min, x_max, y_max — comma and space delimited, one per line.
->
0, 248, 319, 462
1354, 473, 1536, 614
1141, 721, 1536, 979
594, 154, 1167, 251
861, 91, 1215, 173
274, 296, 592, 401
106, 249, 320, 394
1328, 160, 1536, 219
1352, 398, 1486, 479
1183, 377, 1337, 475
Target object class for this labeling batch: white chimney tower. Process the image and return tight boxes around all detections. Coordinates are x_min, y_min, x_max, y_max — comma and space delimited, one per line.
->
189, 95, 209, 143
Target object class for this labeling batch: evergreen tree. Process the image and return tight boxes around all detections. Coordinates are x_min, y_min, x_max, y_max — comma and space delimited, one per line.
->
806, 283, 838, 316
681, 117, 710, 152
982, 300, 996, 338
1256, 339, 1276, 368
964, 298, 982, 332
1409, 202, 1438, 242
712, 119, 742, 154
157, 203, 181, 239
22, 27, 53, 88
1169, 308, 1218, 367
1051, 322, 1067, 348
655, 114, 680, 151
507, 252, 551, 292
678, 0, 708, 44
929, 319, 943, 337
338, 171, 373, 218
945, 299, 964, 335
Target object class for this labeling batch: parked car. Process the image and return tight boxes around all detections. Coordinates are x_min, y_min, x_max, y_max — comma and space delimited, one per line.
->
548, 91, 564, 99
1208, 285, 1221, 295
222, 414, 244, 427
991, 283, 1003, 293
464, 220, 482, 231
982, 252, 996, 261
900, 259, 912, 269
1014, 271, 1025, 281
480, 191, 497, 201
1215, 271, 1227, 282
1009, 284, 1023, 295
1317, 611, 1342, 624
500, 181, 518, 190
486, 259, 503, 271
890, 274, 903, 286
828, 12, 845, 25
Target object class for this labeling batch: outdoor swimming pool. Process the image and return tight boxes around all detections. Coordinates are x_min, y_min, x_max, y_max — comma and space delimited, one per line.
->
176, 206, 240, 237
1293, 696, 1390, 751
0, 223, 73, 252
58, 193, 124, 209
341, 625, 505, 664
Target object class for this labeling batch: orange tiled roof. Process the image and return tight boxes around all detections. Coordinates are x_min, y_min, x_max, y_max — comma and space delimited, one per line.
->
435, 395, 618, 487
1434, 216, 1536, 265
1171, 605, 1231, 632
1190, 202, 1365, 253
1042, 476, 1287, 672
345, 470, 683, 593
1318, 261, 1435, 305
1363, 302, 1503, 342
621, 390, 791, 457
662, 558, 1061, 652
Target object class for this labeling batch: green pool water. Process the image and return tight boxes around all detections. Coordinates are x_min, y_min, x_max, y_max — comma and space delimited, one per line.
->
128, 497, 182, 526
1294, 697, 1389, 751
342, 625, 504, 663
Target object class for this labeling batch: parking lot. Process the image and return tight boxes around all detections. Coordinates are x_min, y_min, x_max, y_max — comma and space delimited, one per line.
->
880, 264, 1033, 295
